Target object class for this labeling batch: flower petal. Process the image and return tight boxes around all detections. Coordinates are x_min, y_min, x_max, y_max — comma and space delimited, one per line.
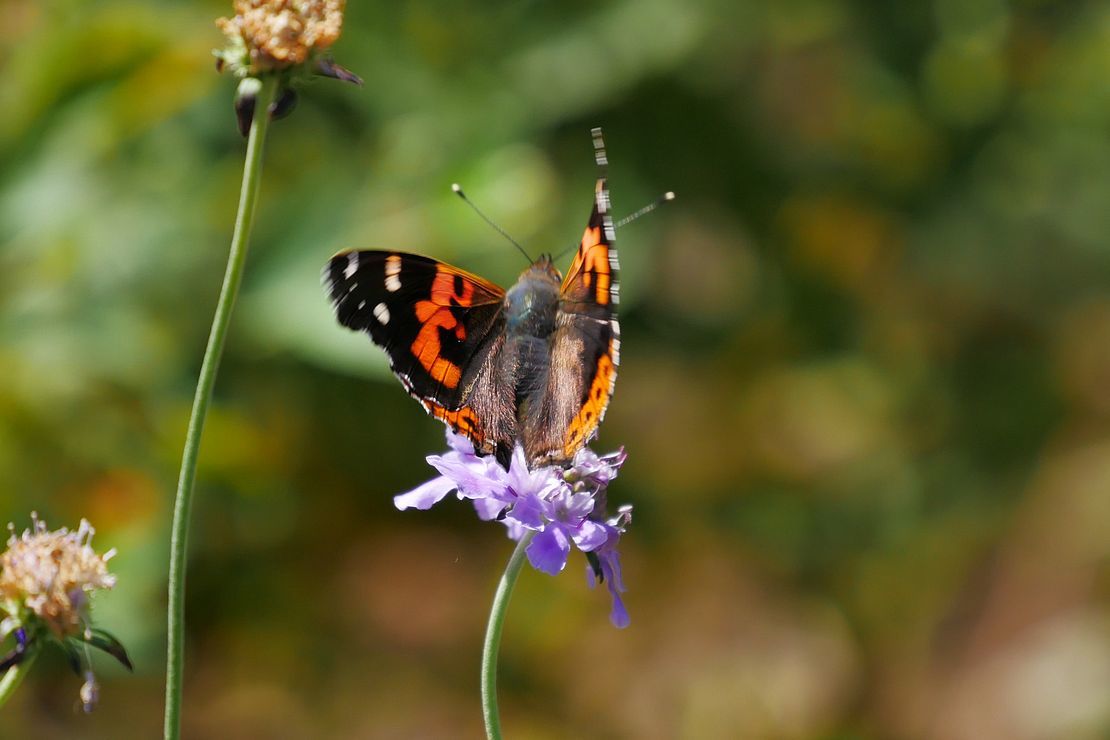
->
501, 516, 528, 542
527, 527, 571, 575
394, 476, 456, 510
572, 520, 608, 552
431, 456, 506, 499
568, 445, 627, 488
599, 545, 626, 595
564, 491, 596, 521
585, 530, 630, 628
509, 493, 545, 530
506, 446, 561, 495
598, 546, 629, 627
607, 588, 630, 629
472, 496, 508, 521
445, 429, 478, 457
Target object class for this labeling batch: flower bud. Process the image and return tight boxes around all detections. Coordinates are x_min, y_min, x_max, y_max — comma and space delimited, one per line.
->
234, 77, 262, 137
268, 86, 298, 121
79, 671, 99, 713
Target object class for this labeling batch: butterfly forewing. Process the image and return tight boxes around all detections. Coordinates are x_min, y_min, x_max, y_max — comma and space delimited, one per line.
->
324, 250, 506, 427
559, 179, 618, 318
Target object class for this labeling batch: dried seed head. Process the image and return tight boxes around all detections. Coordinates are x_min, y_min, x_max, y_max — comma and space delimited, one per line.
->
0, 515, 116, 639
217, 0, 346, 74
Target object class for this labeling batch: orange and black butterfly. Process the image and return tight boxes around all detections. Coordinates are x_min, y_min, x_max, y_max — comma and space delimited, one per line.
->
324, 128, 620, 468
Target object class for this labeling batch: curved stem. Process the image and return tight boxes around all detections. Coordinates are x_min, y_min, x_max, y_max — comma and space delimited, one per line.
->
163, 75, 278, 740
0, 650, 37, 709
481, 531, 535, 740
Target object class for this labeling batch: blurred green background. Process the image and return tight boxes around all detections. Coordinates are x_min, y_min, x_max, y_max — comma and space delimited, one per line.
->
3, 0, 1110, 737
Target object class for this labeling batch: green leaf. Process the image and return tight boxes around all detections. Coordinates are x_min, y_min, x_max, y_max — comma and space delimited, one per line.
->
83, 629, 134, 672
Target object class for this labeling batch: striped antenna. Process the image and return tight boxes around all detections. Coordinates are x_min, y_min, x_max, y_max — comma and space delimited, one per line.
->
614, 191, 675, 229
551, 191, 675, 263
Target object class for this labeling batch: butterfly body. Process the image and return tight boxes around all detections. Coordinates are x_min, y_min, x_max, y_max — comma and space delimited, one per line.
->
325, 140, 619, 469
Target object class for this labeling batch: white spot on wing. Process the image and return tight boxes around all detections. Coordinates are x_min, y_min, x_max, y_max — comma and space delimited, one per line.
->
344, 252, 359, 279
373, 302, 390, 325
385, 254, 402, 292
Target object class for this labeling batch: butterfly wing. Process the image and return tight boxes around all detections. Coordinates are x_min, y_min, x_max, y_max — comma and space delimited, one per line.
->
525, 178, 621, 464
324, 250, 506, 445
559, 178, 618, 317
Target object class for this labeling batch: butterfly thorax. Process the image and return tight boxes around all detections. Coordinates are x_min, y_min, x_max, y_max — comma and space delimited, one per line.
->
503, 258, 561, 339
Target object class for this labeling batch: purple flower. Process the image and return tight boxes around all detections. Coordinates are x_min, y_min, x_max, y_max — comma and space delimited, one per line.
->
524, 487, 607, 576
586, 506, 632, 629
565, 446, 627, 491
393, 432, 502, 511
395, 430, 633, 627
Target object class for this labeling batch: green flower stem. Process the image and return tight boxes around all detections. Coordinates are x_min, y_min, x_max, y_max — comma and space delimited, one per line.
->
163, 75, 278, 740
481, 531, 535, 740
0, 649, 37, 709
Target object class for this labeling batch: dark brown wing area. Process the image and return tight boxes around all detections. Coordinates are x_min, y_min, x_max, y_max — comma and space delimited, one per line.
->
324, 250, 506, 445
526, 177, 621, 464
524, 314, 619, 464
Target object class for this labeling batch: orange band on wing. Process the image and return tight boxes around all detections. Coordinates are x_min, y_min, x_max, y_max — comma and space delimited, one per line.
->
430, 404, 482, 438
563, 345, 617, 456
575, 227, 611, 305
411, 267, 477, 389
430, 268, 477, 308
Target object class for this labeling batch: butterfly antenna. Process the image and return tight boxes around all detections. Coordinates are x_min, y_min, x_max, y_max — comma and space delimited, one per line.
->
551, 191, 676, 263
451, 183, 534, 264
614, 191, 675, 229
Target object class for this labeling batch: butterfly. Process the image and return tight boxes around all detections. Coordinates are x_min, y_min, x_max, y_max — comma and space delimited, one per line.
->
324, 128, 620, 468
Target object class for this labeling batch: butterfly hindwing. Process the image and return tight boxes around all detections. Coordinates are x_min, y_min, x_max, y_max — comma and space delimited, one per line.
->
324, 251, 506, 443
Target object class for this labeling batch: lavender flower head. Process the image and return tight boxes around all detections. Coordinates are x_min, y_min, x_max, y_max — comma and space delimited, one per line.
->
396, 431, 632, 628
